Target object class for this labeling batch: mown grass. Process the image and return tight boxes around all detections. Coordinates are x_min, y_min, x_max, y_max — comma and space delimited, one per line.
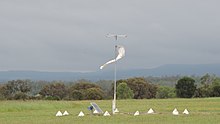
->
0, 98, 220, 124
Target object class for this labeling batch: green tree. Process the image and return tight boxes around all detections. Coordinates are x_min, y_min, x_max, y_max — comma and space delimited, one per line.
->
196, 74, 214, 97
14, 92, 28, 100
200, 73, 215, 85
211, 77, 220, 86
127, 78, 147, 99
211, 85, 220, 97
0, 84, 6, 100
70, 82, 100, 90
117, 77, 157, 99
96, 80, 113, 99
40, 83, 67, 100
156, 86, 176, 99
0, 80, 31, 100
30, 80, 48, 96
129, 77, 157, 99
210, 78, 220, 97
195, 74, 219, 98
84, 88, 104, 100
117, 82, 133, 99
175, 77, 196, 98
69, 82, 105, 100
71, 90, 84, 100
195, 85, 211, 97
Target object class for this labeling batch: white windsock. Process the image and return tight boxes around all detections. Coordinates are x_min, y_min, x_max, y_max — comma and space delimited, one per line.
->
100, 45, 125, 69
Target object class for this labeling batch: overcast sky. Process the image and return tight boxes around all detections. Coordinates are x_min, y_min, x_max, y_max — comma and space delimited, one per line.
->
0, 0, 220, 72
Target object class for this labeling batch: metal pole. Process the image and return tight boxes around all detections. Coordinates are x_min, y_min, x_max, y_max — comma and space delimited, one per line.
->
112, 45, 117, 114
106, 34, 126, 114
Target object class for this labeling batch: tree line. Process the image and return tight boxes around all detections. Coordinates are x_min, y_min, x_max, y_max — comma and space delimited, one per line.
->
0, 74, 220, 100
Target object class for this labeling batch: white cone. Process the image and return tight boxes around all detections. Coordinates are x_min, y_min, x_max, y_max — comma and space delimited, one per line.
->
183, 109, 189, 115
147, 108, 155, 114
172, 108, 179, 115
56, 111, 63, 117
78, 111, 85, 117
134, 111, 140, 116
103, 111, 111, 116
93, 109, 99, 114
63, 110, 69, 116
114, 108, 119, 113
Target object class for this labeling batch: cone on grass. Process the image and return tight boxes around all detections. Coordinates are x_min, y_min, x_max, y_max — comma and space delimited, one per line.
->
172, 108, 179, 115
63, 110, 69, 116
78, 111, 85, 117
56, 111, 63, 117
93, 109, 98, 114
147, 108, 155, 114
103, 111, 111, 116
114, 108, 119, 113
134, 111, 140, 116
183, 109, 189, 115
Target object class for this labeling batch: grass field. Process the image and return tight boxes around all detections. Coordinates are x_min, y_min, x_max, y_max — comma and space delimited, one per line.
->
0, 98, 220, 124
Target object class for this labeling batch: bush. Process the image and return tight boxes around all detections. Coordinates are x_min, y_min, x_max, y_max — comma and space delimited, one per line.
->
118, 77, 158, 99
176, 77, 196, 98
45, 96, 60, 100
211, 85, 220, 97
70, 90, 84, 100
14, 92, 29, 100
156, 86, 176, 99
194, 85, 211, 98
40, 83, 67, 100
84, 88, 104, 100
69, 82, 105, 100
117, 82, 134, 99
0, 80, 31, 100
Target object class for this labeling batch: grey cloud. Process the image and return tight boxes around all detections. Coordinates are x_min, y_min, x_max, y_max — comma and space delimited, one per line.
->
0, 0, 220, 71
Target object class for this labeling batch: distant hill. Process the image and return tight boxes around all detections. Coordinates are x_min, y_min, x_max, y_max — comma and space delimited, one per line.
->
119, 63, 220, 78
0, 64, 220, 82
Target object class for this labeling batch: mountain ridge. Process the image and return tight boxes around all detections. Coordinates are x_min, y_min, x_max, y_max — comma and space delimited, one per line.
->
0, 64, 220, 82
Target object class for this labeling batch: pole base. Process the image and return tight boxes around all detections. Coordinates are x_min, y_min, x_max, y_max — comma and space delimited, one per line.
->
112, 100, 116, 114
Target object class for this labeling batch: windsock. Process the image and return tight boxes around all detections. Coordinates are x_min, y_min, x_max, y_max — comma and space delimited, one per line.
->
100, 45, 125, 69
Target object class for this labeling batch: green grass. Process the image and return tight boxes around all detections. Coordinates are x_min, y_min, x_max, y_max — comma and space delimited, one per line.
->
0, 98, 220, 124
